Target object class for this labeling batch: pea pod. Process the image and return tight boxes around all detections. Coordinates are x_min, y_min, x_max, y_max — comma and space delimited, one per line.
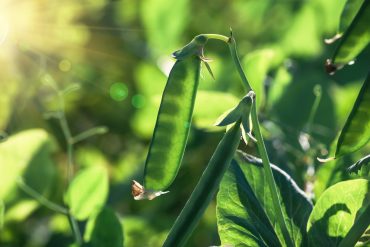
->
331, 0, 370, 68
144, 56, 201, 192
335, 72, 370, 158
163, 119, 242, 247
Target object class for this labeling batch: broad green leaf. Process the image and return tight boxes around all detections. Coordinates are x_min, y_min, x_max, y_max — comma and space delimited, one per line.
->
332, 0, 370, 65
0, 129, 55, 200
64, 165, 109, 220
339, 0, 364, 33
140, 0, 189, 56
307, 179, 370, 246
84, 207, 123, 247
193, 91, 239, 131
144, 57, 201, 191
335, 73, 370, 158
217, 152, 313, 247
267, 66, 292, 110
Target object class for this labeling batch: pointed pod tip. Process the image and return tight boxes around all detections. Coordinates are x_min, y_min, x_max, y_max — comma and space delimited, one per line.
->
317, 156, 335, 163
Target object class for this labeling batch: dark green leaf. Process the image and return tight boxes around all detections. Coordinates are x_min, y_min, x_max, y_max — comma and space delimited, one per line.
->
217, 151, 313, 247
144, 57, 201, 191
65, 166, 109, 220
0, 200, 4, 229
84, 207, 123, 247
335, 73, 370, 158
332, 0, 370, 66
347, 154, 370, 173
339, 0, 364, 33
307, 179, 370, 246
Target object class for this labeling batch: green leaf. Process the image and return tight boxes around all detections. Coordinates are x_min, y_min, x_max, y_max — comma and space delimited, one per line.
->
307, 179, 370, 246
193, 91, 239, 131
0, 200, 4, 229
335, 73, 370, 158
332, 0, 370, 66
140, 0, 189, 56
0, 129, 55, 200
144, 57, 201, 191
84, 207, 123, 247
64, 166, 109, 220
217, 151, 313, 247
339, 0, 364, 33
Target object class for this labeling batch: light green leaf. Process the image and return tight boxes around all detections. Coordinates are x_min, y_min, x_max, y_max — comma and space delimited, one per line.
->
307, 179, 370, 246
335, 73, 370, 158
332, 0, 370, 66
217, 151, 313, 247
84, 207, 123, 247
0, 129, 55, 200
140, 0, 189, 56
193, 91, 239, 131
65, 166, 109, 220
144, 57, 201, 191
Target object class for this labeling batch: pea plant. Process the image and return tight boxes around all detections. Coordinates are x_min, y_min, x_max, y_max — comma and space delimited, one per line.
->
134, 1, 370, 246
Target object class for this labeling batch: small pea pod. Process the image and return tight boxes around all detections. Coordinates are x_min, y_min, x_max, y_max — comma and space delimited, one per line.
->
328, 0, 370, 71
143, 56, 201, 192
335, 72, 370, 158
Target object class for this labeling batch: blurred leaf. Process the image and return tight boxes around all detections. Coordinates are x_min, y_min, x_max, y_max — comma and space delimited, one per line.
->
281, 5, 322, 57
193, 90, 239, 130
243, 48, 283, 108
0, 129, 53, 199
307, 179, 370, 246
217, 152, 312, 247
267, 65, 292, 109
65, 166, 109, 220
339, 0, 364, 33
0, 81, 18, 130
140, 0, 189, 56
84, 207, 123, 247
0, 201, 4, 229
122, 217, 167, 247
335, 73, 370, 158
144, 57, 201, 191
4, 200, 38, 223
332, 0, 370, 65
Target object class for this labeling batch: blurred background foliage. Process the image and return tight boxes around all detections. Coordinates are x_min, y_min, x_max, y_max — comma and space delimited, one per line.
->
0, 0, 369, 246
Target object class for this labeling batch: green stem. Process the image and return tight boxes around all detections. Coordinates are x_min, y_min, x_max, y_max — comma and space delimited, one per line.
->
202, 34, 230, 43
163, 120, 242, 247
306, 84, 322, 134
228, 36, 294, 247
17, 179, 68, 214
339, 203, 370, 247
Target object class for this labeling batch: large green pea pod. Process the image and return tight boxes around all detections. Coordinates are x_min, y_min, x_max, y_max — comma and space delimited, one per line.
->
143, 56, 201, 192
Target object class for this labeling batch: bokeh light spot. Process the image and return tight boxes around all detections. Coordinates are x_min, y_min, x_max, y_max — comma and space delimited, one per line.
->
110, 83, 128, 102
131, 94, 146, 109
59, 59, 72, 72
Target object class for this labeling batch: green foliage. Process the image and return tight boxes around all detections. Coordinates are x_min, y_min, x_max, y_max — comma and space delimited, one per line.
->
144, 56, 201, 191
84, 207, 123, 247
65, 166, 109, 220
335, 73, 370, 158
332, 0, 370, 66
217, 152, 313, 247
307, 179, 370, 246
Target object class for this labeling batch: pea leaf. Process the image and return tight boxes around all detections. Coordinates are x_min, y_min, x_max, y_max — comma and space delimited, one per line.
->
84, 207, 123, 247
339, 0, 364, 33
335, 73, 370, 158
64, 166, 109, 220
307, 179, 370, 246
144, 57, 201, 192
217, 151, 312, 247
332, 0, 370, 66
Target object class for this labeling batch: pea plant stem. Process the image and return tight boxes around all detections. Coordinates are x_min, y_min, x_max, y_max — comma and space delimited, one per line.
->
227, 35, 294, 247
